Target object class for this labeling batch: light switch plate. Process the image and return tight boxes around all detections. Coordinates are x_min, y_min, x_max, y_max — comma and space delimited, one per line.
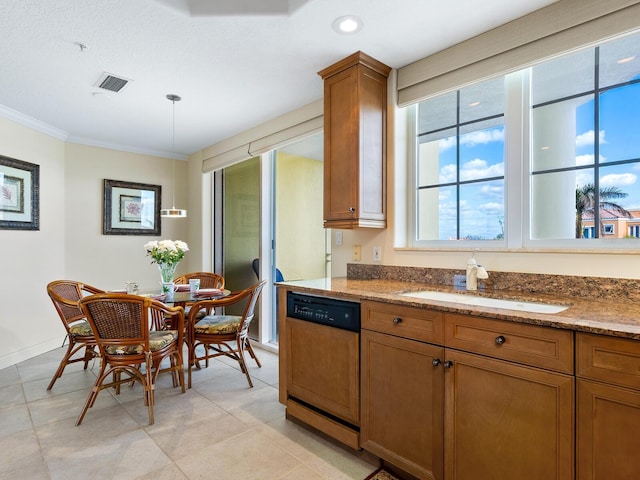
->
352, 244, 361, 262
373, 246, 382, 262
335, 231, 343, 246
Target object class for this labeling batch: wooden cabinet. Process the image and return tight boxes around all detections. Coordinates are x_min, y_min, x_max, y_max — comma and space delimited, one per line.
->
285, 317, 360, 425
444, 314, 575, 479
361, 301, 575, 480
361, 329, 445, 480
318, 51, 390, 229
576, 333, 640, 479
444, 349, 574, 480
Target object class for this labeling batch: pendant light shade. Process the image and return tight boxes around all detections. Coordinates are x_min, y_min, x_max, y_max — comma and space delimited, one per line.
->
161, 93, 187, 218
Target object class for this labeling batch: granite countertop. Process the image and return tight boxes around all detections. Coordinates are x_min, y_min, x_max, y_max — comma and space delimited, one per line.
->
277, 277, 640, 340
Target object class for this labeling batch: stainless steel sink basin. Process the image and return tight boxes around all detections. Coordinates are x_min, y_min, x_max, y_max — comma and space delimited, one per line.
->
400, 290, 568, 314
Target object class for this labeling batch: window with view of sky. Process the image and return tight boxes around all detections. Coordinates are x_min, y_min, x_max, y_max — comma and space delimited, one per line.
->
412, 29, 640, 246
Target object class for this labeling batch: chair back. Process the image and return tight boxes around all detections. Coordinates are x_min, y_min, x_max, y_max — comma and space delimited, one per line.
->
47, 280, 103, 332
252, 258, 284, 282
79, 293, 184, 358
237, 280, 267, 337
186, 280, 267, 336
174, 272, 224, 289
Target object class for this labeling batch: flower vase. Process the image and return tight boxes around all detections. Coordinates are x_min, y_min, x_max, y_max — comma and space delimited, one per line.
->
158, 263, 177, 298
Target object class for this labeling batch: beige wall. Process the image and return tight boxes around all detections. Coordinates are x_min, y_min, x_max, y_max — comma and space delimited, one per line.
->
0, 118, 66, 368
0, 117, 192, 369
275, 152, 325, 281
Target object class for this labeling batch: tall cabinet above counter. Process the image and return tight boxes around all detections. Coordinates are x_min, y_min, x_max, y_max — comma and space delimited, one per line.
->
318, 52, 391, 229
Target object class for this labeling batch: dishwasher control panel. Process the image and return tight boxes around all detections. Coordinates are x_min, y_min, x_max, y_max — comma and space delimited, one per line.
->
286, 292, 360, 332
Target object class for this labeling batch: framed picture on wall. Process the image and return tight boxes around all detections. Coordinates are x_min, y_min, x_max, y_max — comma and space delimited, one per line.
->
103, 179, 161, 235
0, 155, 40, 230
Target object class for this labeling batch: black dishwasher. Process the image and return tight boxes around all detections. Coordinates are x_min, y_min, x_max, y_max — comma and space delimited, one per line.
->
284, 291, 362, 446
286, 292, 360, 332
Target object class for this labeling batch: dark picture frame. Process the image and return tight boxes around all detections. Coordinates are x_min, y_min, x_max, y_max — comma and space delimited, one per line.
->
0, 155, 40, 230
103, 179, 161, 235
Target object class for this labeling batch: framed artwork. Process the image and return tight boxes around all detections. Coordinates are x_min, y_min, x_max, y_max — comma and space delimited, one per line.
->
103, 179, 161, 235
0, 155, 40, 230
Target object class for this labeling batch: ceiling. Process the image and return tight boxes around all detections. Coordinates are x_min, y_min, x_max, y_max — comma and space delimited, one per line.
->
0, 0, 558, 160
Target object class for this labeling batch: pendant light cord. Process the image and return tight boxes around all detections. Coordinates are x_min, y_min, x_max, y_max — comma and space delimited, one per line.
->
166, 93, 181, 211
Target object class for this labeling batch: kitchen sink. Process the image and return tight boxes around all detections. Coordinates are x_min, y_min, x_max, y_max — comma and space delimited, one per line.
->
400, 290, 569, 314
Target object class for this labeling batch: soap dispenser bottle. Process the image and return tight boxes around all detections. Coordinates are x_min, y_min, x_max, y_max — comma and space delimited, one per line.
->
466, 256, 479, 291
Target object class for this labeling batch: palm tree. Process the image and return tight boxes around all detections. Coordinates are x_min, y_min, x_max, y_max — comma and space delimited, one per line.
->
575, 183, 631, 238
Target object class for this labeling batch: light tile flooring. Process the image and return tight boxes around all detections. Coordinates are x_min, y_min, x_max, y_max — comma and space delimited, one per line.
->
0, 345, 379, 480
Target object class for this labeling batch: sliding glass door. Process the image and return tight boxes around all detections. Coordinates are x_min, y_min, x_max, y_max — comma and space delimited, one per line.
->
214, 132, 326, 346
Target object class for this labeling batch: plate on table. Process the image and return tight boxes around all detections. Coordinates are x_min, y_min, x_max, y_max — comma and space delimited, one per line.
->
141, 293, 166, 301
194, 288, 224, 297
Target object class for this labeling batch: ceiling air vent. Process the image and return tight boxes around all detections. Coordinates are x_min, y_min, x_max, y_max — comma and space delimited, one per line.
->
95, 73, 131, 93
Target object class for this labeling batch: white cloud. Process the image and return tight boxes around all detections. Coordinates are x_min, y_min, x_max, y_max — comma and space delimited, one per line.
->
440, 137, 456, 151
478, 202, 503, 214
459, 158, 504, 181
600, 173, 637, 187
439, 164, 457, 183
439, 128, 504, 152
575, 129, 606, 148
461, 129, 505, 146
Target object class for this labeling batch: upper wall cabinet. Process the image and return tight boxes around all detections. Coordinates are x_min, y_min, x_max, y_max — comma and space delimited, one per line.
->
318, 52, 391, 229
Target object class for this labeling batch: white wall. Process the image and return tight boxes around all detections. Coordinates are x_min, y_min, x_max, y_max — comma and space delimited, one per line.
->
0, 118, 192, 369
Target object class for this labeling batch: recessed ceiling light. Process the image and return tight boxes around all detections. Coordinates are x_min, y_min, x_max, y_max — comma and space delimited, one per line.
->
469, 101, 481, 107
541, 146, 551, 150
617, 56, 636, 64
332, 15, 363, 35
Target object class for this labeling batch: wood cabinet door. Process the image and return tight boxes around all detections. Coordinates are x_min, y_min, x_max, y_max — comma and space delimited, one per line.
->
361, 329, 444, 480
444, 349, 574, 480
285, 318, 360, 424
323, 66, 359, 225
577, 379, 640, 480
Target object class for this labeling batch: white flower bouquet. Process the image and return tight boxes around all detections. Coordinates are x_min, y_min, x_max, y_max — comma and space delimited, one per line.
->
144, 240, 189, 283
144, 239, 189, 266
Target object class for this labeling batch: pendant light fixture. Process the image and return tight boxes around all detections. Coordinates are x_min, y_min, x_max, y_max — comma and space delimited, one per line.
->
161, 93, 187, 218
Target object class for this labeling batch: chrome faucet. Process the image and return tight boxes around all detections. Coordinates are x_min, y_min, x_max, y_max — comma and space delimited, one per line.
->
466, 253, 488, 291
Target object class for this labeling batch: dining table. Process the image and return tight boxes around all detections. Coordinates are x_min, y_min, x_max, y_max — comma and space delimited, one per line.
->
139, 286, 231, 307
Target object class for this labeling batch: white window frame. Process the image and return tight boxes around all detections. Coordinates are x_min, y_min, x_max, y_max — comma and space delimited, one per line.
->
406, 39, 640, 253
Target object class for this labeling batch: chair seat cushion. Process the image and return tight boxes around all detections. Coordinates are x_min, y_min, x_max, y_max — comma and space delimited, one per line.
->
69, 320, 93, 337
194, 315, 241, 335
105, 330, 179, 355
184, 306, 206, 320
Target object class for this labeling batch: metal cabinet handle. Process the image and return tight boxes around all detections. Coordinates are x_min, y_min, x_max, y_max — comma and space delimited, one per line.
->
495, 335, 506, 345
443, 360, 454, 368
392, 317, 402, 324
432, 358, 441, 367
349, 207, 355, 213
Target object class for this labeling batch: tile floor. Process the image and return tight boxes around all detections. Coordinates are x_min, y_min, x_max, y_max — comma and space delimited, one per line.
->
0, 345, 379, 480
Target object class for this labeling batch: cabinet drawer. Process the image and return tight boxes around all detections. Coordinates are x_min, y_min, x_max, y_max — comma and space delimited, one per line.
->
361, 300, 444, 344
444, 313, 574, 374
577, 333, 640, 390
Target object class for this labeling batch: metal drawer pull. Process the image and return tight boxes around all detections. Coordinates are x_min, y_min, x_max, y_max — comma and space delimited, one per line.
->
392, 317, 402, 324
432, 358, 441, 367
443, 360, 454, 368
495, 335, 506, 345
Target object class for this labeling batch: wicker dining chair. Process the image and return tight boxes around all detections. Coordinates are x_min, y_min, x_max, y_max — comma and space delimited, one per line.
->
173, 272, 225, 289
76, 293, 185, 426
186, 280, 266, 388
46, 280, 105, 390
174, 272, 225, 320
